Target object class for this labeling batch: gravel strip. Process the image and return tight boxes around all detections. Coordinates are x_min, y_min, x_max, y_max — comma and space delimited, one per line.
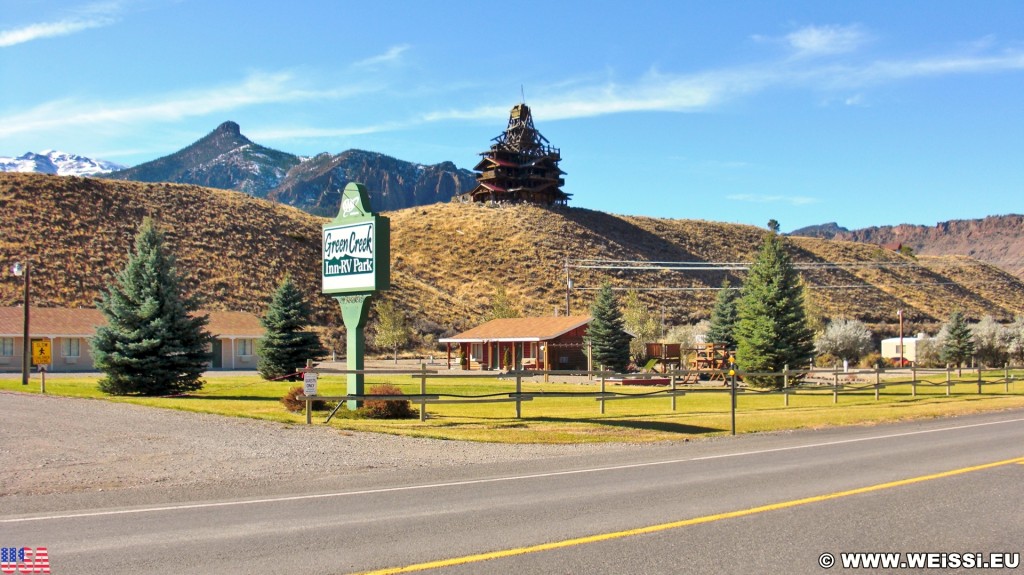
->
0, 391, 620, 498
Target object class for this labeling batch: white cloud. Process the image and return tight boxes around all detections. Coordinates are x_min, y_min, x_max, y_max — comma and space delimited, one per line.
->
726, 194, 820, 206
250, 122, 407, 141
844, 94, 866, 106
786, 24, 868, 57
416, 33, 1024, 124
423, 67, 773, 124
0, 72, 375, 138
353, 45, 411, 68
0, 3, 120, 47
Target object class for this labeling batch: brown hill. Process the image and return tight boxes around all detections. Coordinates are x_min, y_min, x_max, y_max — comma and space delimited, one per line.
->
2, 173, 1023, 345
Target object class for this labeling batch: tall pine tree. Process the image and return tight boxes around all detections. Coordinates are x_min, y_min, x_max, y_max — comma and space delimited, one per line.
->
257, 276, 327, 381
705, 279, 739, 350
92, 218, 213, 395
940, 310, 975, 374
587, 283, 631, 373
734, 232, 815, 388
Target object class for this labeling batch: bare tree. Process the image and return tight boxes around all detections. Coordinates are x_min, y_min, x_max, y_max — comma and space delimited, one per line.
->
373, 299, 410, 364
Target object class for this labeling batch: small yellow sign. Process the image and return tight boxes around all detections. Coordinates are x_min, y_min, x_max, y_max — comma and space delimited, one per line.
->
31, 340, 51, 365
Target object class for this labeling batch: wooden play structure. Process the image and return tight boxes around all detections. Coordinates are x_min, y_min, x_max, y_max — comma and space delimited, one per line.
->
644, 342, 681, 373
681, 342, 732, 384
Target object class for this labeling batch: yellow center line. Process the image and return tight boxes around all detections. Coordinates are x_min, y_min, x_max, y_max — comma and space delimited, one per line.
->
350, 456, 1024, 575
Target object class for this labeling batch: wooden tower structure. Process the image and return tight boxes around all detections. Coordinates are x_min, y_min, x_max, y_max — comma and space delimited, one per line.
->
466, 103, 569, 206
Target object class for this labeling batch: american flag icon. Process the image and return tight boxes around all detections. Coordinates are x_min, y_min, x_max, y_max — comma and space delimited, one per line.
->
0, 547, 50, 574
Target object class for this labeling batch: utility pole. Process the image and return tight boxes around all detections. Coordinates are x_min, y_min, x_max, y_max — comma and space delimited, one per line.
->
12, 261, 30, 386
565, 259, 572, 316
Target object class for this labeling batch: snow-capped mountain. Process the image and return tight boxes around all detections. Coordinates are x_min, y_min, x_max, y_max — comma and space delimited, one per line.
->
0, 150, 126, 176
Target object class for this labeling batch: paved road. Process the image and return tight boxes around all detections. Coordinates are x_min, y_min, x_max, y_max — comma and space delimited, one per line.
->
4, 410, 1024, 574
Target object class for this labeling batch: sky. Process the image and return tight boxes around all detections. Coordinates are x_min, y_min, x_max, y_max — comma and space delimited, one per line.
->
2, 1, 1023, 231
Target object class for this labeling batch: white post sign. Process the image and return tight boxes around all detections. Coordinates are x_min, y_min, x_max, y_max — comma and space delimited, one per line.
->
303, 371, 319, 397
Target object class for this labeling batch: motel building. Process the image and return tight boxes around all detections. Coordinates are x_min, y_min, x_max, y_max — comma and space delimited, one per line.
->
440, 315, 592, 371
0, 307, 265, 372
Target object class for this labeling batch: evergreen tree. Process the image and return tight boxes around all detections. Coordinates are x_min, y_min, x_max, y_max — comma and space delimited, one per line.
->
587, 283, 631, 373
373, 299, 411, 364
92, 218, 213, 395
705, 279, 739, 349
734, 232, 815, 388
257, 276, 327, 381
940, 310, 975, 374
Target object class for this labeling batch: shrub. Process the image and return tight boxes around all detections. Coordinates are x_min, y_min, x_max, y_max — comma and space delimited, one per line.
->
858, 352, 886, 369
814, 352, 839, 368
360, 384, 418, 419
280, 385, 331, 412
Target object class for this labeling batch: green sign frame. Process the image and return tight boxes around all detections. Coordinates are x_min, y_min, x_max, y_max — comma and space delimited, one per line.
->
322, 183, 391, 408
322, 183, 390, 294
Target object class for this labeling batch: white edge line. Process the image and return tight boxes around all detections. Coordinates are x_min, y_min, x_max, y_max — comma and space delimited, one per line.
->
4, 416, 1023, 524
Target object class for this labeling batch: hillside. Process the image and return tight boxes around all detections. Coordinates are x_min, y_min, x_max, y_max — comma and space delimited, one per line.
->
3, 173, 1024, 344
791, 215, 1024, 279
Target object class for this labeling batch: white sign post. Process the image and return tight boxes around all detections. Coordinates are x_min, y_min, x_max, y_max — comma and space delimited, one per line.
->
303, 371, 319, 397
302, 371, 319, 425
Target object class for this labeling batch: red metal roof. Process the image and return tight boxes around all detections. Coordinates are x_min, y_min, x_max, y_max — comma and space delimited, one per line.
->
440, 316, 592, 343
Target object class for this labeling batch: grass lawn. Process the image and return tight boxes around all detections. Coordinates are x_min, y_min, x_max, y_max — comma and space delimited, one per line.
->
3, 370, 1023, 443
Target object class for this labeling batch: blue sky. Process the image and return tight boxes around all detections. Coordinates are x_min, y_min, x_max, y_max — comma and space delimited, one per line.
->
2, 1, 1023, 231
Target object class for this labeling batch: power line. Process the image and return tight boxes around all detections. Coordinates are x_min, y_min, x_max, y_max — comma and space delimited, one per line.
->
565, 258, 1020, 292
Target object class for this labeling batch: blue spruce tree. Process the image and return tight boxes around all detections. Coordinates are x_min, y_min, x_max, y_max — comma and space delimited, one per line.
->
92, 218, 213, 395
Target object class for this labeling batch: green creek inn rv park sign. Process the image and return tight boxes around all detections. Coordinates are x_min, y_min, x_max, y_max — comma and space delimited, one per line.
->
322, 182, 390, 408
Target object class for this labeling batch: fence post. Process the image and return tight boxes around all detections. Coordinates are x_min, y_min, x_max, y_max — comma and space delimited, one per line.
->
670, 372, 677, 411
911, 366, 917, 397
875, 367, 881, 401
419, 363, 427, 422
946, 367, 952, 396
516, 373, 523, 418
833, 371, 839, 404
730, 369, 737, 436
1006, 363, 1011, 393
977, 366, 983, 395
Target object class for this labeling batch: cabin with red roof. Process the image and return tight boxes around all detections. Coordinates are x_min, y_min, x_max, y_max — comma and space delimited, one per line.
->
440, 315, 591, 371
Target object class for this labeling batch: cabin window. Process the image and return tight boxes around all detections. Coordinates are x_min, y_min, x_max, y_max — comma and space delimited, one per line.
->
0, 338, 13, 357
237, 338, 255, 357
470, 343, 483, 361
62, 338, 80, 358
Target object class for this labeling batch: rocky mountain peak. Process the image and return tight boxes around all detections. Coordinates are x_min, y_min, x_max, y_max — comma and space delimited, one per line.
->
216, 121, 242, 136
